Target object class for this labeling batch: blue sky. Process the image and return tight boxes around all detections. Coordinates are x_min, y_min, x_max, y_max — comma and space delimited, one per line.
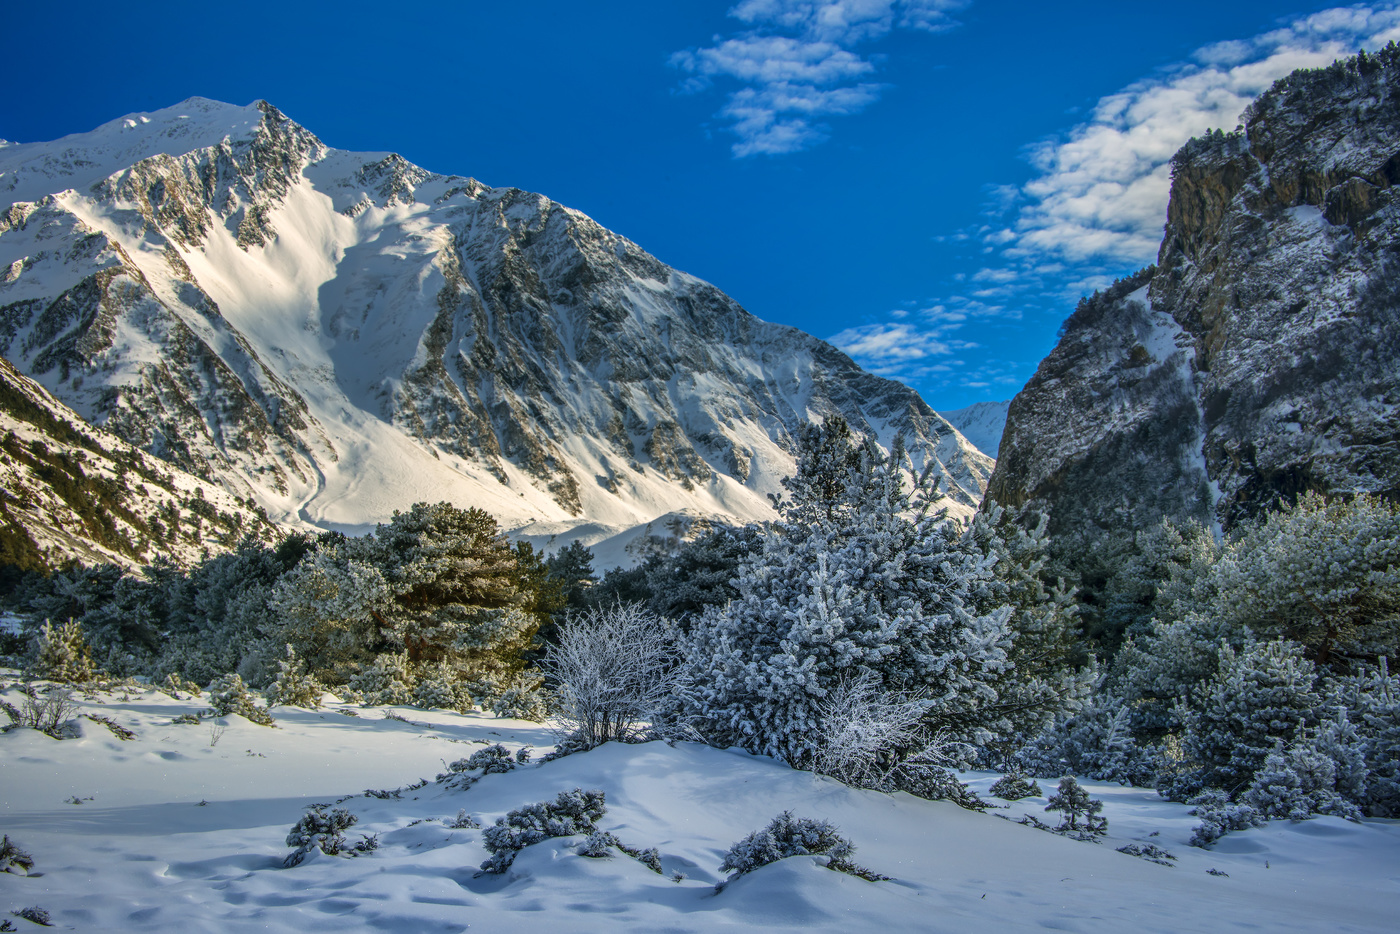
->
5, 1, 1399, 410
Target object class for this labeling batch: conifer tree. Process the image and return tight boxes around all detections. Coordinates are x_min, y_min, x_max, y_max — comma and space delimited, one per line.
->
680, 420, 1017, 769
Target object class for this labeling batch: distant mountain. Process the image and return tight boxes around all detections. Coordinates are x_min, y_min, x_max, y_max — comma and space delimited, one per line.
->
938, 401, 1009, 460
0, 355, 279, 572
986, 48, 1400, 540
0, 99, 991, 558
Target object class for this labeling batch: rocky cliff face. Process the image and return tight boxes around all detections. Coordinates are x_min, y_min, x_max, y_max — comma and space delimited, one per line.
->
0, 355, 280, 571
0, 99, 990, 552
987, 48, 1400, 540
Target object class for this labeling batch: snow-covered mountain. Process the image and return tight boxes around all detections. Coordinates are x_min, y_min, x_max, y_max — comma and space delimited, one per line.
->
937, 401, 1009, 460
0, 354, 279, 571
0, 99, 990, 557
986, 49, 1400, 539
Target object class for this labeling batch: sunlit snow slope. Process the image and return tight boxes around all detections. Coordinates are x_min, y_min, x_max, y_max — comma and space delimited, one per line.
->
0, 99, 990, 555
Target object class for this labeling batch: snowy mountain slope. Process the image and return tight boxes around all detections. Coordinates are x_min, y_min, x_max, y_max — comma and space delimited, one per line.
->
0, 99, 991, 554
938, 400, 1009, 460
0, 355, 280, 571
0, 679, 1393, 932
987, 50, 1400, 537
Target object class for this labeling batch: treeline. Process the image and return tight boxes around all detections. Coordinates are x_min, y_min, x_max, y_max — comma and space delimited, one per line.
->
3, 415, 1398, 838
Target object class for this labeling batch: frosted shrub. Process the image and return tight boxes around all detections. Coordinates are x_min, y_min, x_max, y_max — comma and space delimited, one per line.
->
412, 662, 473, 712
1327, 663, 1400, 816
207, 673, 275, 726
10, 686, 80, 738
577, 830, 620, 858
283, 807, 358, 867
807, 673, 962, 797
436, 743, 528, 791
349, 652, 416, 707
1241, 742, 1362, 822
1162, 640, 1317, 802
1044, 777, 1107, 839
718, 812, 883, 882
485, 669, 547, 721
719, 813, 853, 876
32, 620, 97, 684
543, 604, 680, 747
160, 672, 202, 700
1187, 789, 1261, 848
267, 645, 324, 709
989, 773, 1042, 801
0, 836, 34, 875
1018, 694, 1157, 787
478, 788, 607, 874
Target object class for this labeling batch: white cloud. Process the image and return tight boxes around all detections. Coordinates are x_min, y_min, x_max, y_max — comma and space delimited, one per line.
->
1000, 5, 1400, 265
829, 321, 953, 374
672, 1, 966, 157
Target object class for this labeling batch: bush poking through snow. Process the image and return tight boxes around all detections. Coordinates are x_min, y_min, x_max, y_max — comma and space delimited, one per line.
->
283, 807, 359, 867
448, 809, 479, 830
8, 686, 80, 738
11, 907, 51, 926
576, 830, 620, 858
719, 812, 883, 883
478, 789, 607, 874
0, 836, 34, 875
1187, 789, 1262, 848
208, 673, 275, 726
543, 603, 681, 748
160, 672, 202, 700
1045, 777, 1107, 840
1117, 843, 1177, 866
268, 645, 324, 709
436, 743, 528, 791
990, 773, 1042, 801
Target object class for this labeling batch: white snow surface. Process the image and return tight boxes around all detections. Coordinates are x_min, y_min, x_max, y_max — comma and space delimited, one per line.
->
937, 401, 1010, 460
1, 676, 1394, 932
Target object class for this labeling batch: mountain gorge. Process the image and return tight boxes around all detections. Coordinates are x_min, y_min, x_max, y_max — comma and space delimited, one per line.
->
0, 99, 990, 561
987, 49, 1400, 544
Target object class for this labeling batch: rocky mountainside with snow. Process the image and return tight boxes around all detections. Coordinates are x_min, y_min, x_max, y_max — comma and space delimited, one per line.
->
0, 354, 280, 572
986, 49, 1400, 540
0, 99, 989, 557
938, 401, 1009, 459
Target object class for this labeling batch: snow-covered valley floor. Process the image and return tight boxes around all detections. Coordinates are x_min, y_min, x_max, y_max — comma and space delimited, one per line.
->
1, 675, 1395, 932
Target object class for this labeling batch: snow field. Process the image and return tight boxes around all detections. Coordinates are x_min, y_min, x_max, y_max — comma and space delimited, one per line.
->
0, 676, 1396, 932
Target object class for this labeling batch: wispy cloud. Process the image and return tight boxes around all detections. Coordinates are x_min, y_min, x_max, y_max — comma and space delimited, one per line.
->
836, 4, 1400, 401
672, 1, 966, 156
1002, 4, 1400, 266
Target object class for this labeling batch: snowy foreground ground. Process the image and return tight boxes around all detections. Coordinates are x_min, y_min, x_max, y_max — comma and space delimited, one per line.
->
1, 676, 1396, 933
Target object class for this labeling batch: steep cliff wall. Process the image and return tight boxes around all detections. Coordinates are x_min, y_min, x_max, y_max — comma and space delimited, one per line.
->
987, 48, 1400, 542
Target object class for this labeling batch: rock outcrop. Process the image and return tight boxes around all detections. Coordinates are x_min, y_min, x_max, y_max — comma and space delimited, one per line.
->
987, 48, 1400, 541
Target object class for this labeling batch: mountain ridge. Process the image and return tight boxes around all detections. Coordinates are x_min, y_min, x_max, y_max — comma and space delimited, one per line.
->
0, 98, 991, 560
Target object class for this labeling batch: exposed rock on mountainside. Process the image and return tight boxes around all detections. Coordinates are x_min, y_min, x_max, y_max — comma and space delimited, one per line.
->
0, 100, 990, 552
0, 355, 280, 572
987, 48, 1400, 540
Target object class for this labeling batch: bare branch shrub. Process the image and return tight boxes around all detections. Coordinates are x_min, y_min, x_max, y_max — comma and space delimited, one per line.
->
14, 686, 80, 738
808, 673, 955, 791
543, 604, 680, 747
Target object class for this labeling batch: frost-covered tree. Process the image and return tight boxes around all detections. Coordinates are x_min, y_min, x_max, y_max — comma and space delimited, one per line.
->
680, 420, 1017, 770
1172, 493, 1400, 667
1162, 640, 1319, 800
268, 544, 392, 684
1017, 691, 1157, 786
543, 603, 680, 747
31, 620, 97, 683
267, 645, 325, 709
964, 505, 1094, 764
1326, 663, 1400, 816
